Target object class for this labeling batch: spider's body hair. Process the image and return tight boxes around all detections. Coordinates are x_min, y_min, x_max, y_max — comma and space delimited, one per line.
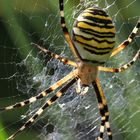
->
72, 7, 116, 66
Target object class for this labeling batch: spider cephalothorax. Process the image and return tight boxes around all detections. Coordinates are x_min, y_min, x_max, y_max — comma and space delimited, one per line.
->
77, 62, 98, 86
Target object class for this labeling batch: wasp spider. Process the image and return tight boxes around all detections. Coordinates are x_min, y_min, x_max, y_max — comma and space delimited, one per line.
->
1, 0, 140, 139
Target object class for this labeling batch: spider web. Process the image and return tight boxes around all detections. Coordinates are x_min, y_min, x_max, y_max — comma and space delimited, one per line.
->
0, 0, 140, 140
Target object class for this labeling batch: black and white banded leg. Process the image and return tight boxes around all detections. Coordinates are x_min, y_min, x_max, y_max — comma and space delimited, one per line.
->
0, 69, 77, 112
111, 19, 140, 57
59, 0, 81, 59
32, 43, 77, 67
92, 78, 112, 140
7, 78, 78, 140
99, 49, 140, 73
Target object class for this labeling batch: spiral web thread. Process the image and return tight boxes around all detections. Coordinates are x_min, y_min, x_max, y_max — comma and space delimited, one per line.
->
0, 0, 140, 140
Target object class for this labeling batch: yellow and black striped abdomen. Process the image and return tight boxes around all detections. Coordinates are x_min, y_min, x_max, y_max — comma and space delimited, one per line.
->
72, 7, 116, 65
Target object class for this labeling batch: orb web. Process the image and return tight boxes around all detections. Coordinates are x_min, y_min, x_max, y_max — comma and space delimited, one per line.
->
0, 0, 140, 140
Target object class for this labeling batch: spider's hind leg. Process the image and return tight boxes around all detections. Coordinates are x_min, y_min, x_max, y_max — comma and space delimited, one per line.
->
111, 19, 140, 57
99, 48, 140, 73
32, 43, 77, 67
59, 0, 81, 59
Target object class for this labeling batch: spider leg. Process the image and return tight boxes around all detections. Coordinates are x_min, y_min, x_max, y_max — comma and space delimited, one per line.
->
92, 78, 112, 140
32, 43, 77, 67
59, 0, 81, 59
0, 69, 78, 112
99, 49, 140, 73
7, 77, 77, 140
111, 19, 140, 57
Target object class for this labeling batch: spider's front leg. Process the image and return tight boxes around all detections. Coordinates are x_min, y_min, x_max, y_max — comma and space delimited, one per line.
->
7, 77, 78, 140
76, 63, 112, 139
0, 69, 78, 112
92, 78, 112, 140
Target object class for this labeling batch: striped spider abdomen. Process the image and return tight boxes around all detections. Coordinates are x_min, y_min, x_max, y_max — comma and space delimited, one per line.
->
72, 7, 116, 66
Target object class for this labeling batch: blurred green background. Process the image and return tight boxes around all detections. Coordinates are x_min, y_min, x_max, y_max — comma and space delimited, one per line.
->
0, 0, 140, 140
